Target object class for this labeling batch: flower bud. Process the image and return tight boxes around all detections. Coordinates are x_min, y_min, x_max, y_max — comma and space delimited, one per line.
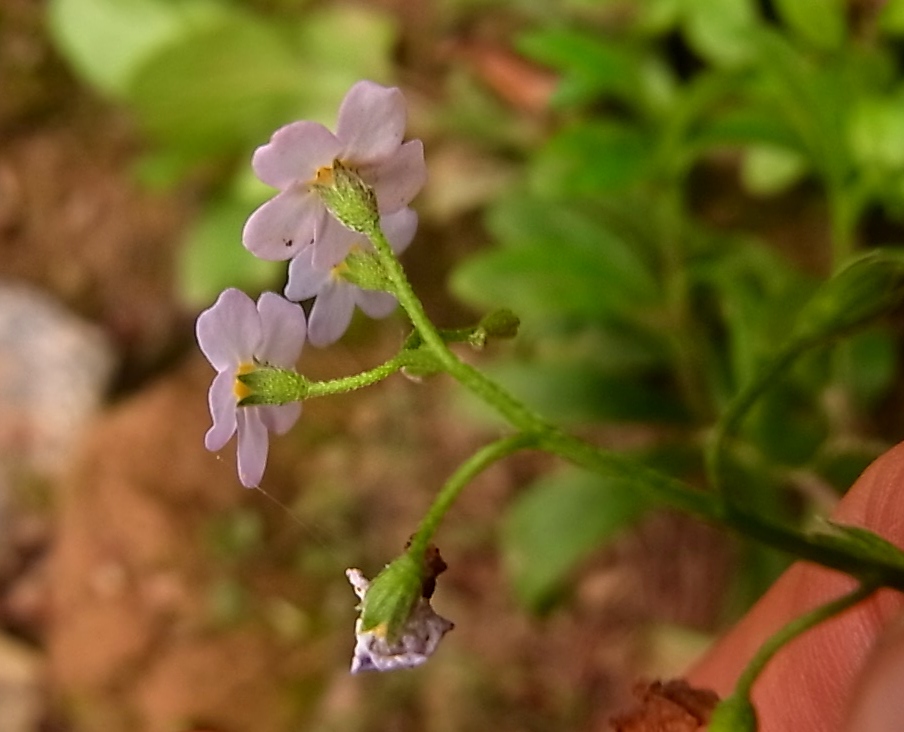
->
312, 159, 380, 234
236, 365, 308, 406
470, 308, 521, 348
479, 308, 521, 339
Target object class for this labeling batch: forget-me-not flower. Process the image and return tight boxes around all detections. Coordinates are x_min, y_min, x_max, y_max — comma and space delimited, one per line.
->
196, 288, 306, 487
243, 80, 426, 267
285, 207, 417, 346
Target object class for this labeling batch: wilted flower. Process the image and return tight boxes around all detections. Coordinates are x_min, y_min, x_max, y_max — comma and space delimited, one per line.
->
285, 207, 417, 346
243, 80, 426, 265
196, 288, 306, 487
346, 567, 453, 673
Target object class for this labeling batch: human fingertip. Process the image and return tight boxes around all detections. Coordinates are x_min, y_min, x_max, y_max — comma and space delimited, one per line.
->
845, 615, 904, 732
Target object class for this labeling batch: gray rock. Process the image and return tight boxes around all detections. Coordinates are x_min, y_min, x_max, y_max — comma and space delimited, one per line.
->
0, 282, 116, 478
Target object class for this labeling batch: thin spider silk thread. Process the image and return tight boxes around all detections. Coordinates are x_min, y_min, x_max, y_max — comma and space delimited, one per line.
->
253, 483, 337, 551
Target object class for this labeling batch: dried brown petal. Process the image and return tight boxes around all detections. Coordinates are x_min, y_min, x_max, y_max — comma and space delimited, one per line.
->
609, 678, 720, 732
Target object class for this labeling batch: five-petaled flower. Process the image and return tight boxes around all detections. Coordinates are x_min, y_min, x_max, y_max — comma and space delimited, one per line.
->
243, 80, 426, 267
196, 288, 306, 488
285, 207, 418, 346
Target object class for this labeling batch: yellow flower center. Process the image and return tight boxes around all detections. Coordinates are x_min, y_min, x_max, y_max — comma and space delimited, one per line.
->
329, 243, 365, 282
233, 362, 255, 401
313, 165, 335, 186
330, 260, 349, 281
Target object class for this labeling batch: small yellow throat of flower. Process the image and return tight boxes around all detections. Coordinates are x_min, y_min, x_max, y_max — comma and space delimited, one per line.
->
313, 165, 336, 186
329, 244, 364, 282
330, 260, 350, 281
233, 362, 255, 401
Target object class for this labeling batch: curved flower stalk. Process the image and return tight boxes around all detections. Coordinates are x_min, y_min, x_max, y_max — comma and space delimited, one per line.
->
285, 207, 418, 346
196, 288, 307, 487
243, 80, 426, 266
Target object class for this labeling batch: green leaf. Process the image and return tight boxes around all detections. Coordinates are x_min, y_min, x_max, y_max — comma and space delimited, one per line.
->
516, 29, 640, 107
127, 15, 304, 156
745, 29, 853, 185
879, 0, 904, 36
848, 93, 904, 172
773, 0, 846, 51
693, 106, 803, 153
740, 144, 809, 196
636, 0, 683, 34
681, 0, 759, 68
745, 384, 828, 466
692, 239, 816, 388
47, 0, 228, 97
177, 198, 281, 306
502, 469, 649, 611
451, 196, 660, 322
530, 122, 651, 197
289, 4, 396, 122
485, 361, 689, 424
837, 329, 898, 409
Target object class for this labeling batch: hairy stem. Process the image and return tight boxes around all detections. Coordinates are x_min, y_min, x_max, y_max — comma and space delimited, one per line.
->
408, 433, 538, 557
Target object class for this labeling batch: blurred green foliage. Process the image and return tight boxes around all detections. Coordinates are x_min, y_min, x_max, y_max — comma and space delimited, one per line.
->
48, 0, 397, 303
452, 0, 904, 611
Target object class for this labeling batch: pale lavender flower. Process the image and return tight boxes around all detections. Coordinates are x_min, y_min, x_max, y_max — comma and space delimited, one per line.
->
243, 80, 426, 266
196, 288, 306, 488
346, 568, 454, 674
284, 207, 417, 346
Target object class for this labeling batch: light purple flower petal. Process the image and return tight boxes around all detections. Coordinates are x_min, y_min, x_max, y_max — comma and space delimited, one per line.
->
256, 292, 306, 367
356, 290, 398, 319
336, 81, 406, 164
285, 246, 330, 301
258, 403, 302, 436
252, 121, 342, 190
308, 281, 356, 347
243, 189, 324, 261
205, 369, 239, 451
362, 140, 427, 214
236, 409, 270, 488
196, 288, 261, 371
381, 207, 418, 254
312, 214, 362, 270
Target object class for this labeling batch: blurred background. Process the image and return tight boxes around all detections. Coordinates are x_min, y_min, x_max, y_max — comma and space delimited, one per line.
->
3, 0, 904, 730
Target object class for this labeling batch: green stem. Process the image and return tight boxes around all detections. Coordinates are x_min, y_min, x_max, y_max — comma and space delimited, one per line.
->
303, 353, 408, 399
541, 430, 904, 589
706, 343, 805, 503
733, 582, 877, 700
538, 430, 720, 521
367, 224, 549, 434
407, 433, 537, 558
